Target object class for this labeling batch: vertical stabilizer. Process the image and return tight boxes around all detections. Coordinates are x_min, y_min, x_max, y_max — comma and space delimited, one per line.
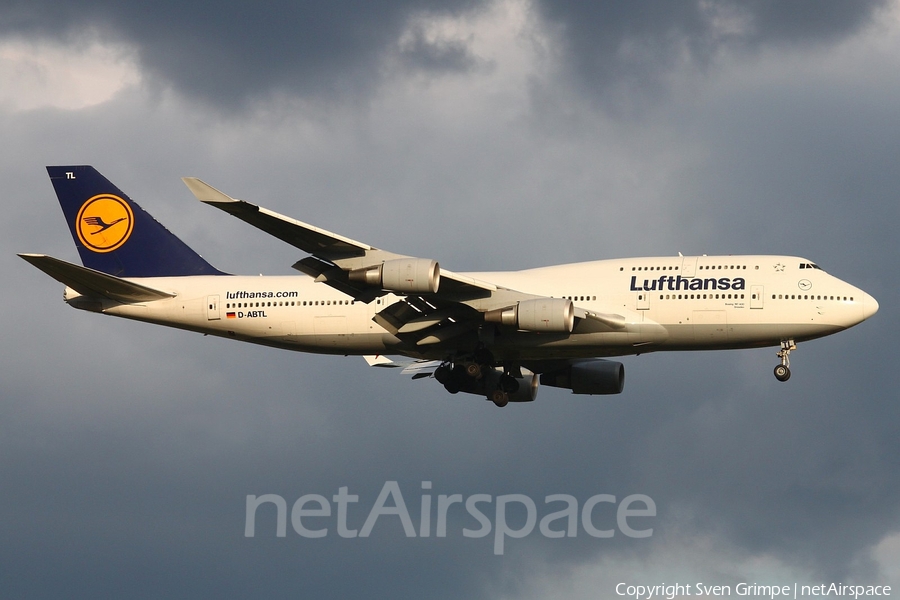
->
47, 165, 225, 277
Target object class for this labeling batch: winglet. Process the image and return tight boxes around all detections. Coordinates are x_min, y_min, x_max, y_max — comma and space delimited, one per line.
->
181, 177, 238, 205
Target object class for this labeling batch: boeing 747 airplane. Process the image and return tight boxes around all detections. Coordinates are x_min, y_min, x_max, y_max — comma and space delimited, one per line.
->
20, 166, 879, 406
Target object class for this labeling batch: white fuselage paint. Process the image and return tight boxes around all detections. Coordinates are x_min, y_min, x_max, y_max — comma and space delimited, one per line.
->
68, 255, 878, 361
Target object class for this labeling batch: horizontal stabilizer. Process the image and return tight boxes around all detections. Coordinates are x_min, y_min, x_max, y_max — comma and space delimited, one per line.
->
18, 254, 175, 303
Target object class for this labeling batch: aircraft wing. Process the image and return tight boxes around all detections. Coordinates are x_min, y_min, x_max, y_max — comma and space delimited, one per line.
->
182, 177, 379, 261
183, 177, 498, 300
184, 178, 634, 349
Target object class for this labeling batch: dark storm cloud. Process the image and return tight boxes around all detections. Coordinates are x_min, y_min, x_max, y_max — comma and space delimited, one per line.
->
533, 0, 890, 105
1, 0, 889, 110
0, 0, 485, 108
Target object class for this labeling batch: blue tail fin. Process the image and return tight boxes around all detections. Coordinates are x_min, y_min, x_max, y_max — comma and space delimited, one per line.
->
48, 165, 225, 277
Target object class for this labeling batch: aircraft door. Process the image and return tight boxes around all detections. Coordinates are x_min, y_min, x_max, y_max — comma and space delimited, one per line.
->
750, 286, 764, 309
636, 291, 650, 310
207, 295, 221, 320
681, 256, 698, 278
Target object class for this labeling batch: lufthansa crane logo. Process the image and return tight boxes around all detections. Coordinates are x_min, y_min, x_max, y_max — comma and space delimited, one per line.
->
75, 194, 134, 253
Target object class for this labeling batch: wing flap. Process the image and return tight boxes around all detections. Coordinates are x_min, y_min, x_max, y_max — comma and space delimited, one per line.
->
397, 309, 456, 333
19, 254, 175, 303
363, 356, 440, 378
291, 257, 383, 302
363, 355, 398, 367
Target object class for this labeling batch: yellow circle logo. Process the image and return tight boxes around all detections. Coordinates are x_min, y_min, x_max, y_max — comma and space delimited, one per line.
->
76, 194, 134, 253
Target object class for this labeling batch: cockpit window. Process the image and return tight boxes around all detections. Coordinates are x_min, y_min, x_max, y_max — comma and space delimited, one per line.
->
799, 263, 822, 270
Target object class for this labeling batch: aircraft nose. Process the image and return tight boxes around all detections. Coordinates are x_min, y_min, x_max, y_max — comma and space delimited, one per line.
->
862, 292, 879, 321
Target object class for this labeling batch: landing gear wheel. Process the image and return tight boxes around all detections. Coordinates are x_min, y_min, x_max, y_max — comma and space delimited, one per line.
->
774, 364, 791, 382
491, 390, 509, 407
465, 363, 482, 379
774, 339, 796, 382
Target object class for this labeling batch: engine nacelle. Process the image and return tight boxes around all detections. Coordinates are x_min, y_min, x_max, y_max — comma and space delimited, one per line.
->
504, 373, 539, 402
349, 258, 440, 294
540, 360, 625, 395
484, 298, 574, 333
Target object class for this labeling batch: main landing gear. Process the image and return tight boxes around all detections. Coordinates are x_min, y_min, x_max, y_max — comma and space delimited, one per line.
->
490, 374, 521, 408
433, 346, 521, 407
774, 339, 796, 382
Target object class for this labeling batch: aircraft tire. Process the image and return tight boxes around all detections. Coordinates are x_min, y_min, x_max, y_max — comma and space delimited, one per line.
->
774, 364, 791, 382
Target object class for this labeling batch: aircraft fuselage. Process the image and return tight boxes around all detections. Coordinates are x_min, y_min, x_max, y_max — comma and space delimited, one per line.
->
68, 254, 877, 361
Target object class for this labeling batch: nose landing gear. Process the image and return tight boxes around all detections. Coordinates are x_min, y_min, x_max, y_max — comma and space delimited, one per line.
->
774, 339, 796, 382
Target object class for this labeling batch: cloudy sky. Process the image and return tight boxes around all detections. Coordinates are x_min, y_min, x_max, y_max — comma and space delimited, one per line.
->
2, 0, 899, 597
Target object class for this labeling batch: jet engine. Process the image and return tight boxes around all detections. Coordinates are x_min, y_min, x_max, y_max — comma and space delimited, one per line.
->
349, 258, 440, 294
540, 359, 625, 395
492, 372, 539, 403
484, 298, 574, 333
